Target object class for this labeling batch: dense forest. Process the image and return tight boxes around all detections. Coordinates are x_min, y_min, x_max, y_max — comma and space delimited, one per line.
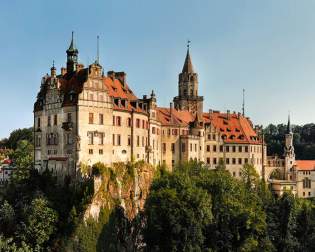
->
1, 125, 315, 251
264, 123, 315, 159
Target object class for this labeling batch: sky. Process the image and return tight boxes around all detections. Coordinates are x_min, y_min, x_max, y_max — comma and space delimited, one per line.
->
1, 0, 315, 138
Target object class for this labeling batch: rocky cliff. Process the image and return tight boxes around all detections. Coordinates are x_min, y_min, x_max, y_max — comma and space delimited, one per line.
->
84, 161, 156, 221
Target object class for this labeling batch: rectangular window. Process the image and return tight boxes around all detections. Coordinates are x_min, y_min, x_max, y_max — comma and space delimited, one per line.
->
37, 118, 41, 128
172, 129, 178, 135
88, 132, 94, 145
136, 119, 140, 128
207, 134, 211, 140
142, 136, 145, 147
238, 158, 242, 164
219, 146, 223, 152
116, 116, 121, 126
232, 146, 236, 152
117, 135, 121, 146
67, 113, 72, 122
226, 158, 230, 164
54, 115, 57, 125
128, 135, 131, 146
152, 127, 156, 134
206, 145, 210, 152
163, 143, 166, 153
99, 114, 104, 125
89, 149, 93, 154
232, 158, 236, 164
113, 116, 115, 126
245, 146, 249, 152
48, 116, 51, 127
213, 145, 217, 152
213, 158, 217, 165
89, 113, 94, 124
112, 134, 115, 145
181, 143, 185, 152
66, 134, 72, 145
212, 134, 216, 140
127, 118, 131, 127
190, 143, 192, 152
99, 149, 103, 155
207, 158, 210, 164
171, 143, 175, 153
239, 146, 242, 152
226, 146, 229, 152
99, 133, 104, 145
142, 120, 145, 129
195, 144, 197, 152
137, 136, 140, 147
244, 158, 248, 164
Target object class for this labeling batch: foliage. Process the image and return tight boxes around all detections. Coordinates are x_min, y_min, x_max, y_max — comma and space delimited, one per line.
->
264, 123, 315, 159
1, 128, 33, 150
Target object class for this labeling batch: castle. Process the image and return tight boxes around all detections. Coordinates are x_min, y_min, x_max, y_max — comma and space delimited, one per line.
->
33, 34, 315, 198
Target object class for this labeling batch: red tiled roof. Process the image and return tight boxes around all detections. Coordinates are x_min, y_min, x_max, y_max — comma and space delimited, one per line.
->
156, 108, 261, 144
296, 160, 315, 171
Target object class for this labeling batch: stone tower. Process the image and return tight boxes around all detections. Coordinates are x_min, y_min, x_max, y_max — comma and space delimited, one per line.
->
284, 115, 295, 179
173, 46, 203, 114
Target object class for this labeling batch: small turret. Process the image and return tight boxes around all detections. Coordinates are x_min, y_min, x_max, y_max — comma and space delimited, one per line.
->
66, 31, 79, 73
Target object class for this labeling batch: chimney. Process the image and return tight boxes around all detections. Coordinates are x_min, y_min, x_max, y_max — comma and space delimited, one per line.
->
170, 102, 173, 122
227, 110, 230, 120
61, 67, 67, 75
107, 71, 115, 80
115, 72, 126, 86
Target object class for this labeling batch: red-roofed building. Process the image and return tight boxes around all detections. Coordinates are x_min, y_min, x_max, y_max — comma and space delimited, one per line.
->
33, 34, 266, 180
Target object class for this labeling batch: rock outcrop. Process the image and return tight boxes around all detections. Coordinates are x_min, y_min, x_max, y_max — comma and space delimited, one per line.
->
84, 161, 156, 221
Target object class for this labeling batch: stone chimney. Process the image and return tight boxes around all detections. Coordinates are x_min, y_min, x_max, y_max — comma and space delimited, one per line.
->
61, 67, 67, 75
115, 72, 126, 86
107, 71, 115, 80
227, 110, 230, 120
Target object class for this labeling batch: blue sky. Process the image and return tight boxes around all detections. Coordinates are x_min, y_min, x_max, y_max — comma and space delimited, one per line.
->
1, 0, 315, 138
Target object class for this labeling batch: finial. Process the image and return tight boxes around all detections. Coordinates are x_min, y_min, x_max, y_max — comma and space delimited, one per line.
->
52, 60, 55, 68
151, 89, 156, 97
187, 39, 191, 50
242, 88, 245, 116
96, 35, 100, 64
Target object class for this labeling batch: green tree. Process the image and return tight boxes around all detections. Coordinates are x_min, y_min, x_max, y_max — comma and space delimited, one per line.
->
144, 170, 212, 251
17, 197, 58, 249
5, 128, 33, 150
0, 201, 15, 235
240, 163, 260, 190
10, 140, 33, 181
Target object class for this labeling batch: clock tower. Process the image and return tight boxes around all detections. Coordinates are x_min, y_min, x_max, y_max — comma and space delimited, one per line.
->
173, 43, 203, 114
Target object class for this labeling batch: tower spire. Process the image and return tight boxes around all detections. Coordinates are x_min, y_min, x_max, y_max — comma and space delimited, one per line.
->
96, 35, 100, 64
287, 112, 292, 134
242, 88, 245, 116
182, 40, 194, 73
66, 31, 79, 73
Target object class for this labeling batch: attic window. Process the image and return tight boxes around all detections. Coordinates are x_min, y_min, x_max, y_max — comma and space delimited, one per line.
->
235, 128, 240, 132
221, 134, 227, 140
113, 87, 117, 92
223, 120, 228, 125
238, 135, 244, 140
226, 128, 231, 132
220, 128, 224, 132
230, 135, 235, 140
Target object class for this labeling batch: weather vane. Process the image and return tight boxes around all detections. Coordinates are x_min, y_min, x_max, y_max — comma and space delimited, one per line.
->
187, 39, 191, 49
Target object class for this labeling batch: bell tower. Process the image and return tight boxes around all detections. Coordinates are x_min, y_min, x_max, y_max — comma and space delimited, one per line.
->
173, 42, 203, 114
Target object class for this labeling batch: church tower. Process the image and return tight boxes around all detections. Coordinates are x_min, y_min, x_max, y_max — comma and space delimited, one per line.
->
66, 32, 79, 73
284, 115, 295, 179
173, 43, 203, 114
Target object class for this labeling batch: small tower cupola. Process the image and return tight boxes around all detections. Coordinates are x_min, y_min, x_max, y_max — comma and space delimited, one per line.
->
66, 31, 79, 73
50, 60, 56, 78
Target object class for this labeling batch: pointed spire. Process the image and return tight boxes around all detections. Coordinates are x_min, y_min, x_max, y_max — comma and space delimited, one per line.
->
287, 112, 292, 134
182, 40, 194, 73
67, 31, 78, 53
242, 89, 245, 116
96, 35, 100, 64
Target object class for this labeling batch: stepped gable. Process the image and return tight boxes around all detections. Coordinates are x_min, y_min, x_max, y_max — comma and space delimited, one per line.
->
295, 160, 315, 171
